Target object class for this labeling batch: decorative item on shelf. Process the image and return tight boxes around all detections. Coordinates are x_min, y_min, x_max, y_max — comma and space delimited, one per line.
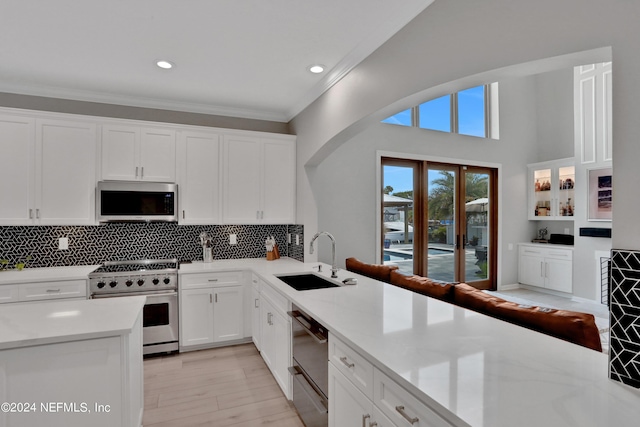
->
535, 180, 541, 192
0, 259, 8, 271
15, 255, 32, 271
265, 236, 280, 261
199, 232, 214, 263
532, 227, 549, 243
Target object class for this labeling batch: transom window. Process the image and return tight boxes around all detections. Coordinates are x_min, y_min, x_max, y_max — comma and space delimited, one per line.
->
382, 83, 499, 139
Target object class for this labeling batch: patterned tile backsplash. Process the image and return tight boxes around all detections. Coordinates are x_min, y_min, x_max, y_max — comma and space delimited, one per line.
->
0, 223, 304, 268
610, 249, 640, 388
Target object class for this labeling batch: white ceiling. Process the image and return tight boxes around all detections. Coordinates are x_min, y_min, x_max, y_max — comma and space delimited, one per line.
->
0, 0, 433, 122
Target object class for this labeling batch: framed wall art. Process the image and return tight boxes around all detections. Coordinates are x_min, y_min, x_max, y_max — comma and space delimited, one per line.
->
588, 167, 612, 221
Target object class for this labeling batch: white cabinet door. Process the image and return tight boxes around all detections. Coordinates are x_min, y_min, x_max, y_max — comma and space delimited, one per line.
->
251, 286, 261, 351
180, 288, 214, 347
101, 125, 138, 181
212, 285, 244, 342
518, 254, 545, 288
262, 139, 295, 223
222, 134, 296, 224
545, 258, 573, 293
222, 135, 262, 223
260, 295, 276, 369
140, 128, 176, 182
271, 307, 291, 396
329, 363, 374, 427
101, 124, 176, 182
0, 115, 35, 224
177, 131, 220, 224
36, 119, 97, 225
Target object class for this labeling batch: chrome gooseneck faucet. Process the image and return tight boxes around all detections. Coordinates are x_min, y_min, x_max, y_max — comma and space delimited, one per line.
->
309, 231, 338, 278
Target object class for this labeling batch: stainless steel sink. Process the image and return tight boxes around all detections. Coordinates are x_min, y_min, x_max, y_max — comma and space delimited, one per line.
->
276, 273, 341, 291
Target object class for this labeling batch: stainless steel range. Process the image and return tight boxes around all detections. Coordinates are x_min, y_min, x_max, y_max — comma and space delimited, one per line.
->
89, 259, 179, 356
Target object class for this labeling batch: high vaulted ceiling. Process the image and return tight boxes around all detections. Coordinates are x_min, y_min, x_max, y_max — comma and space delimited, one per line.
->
0, 0, 433, 122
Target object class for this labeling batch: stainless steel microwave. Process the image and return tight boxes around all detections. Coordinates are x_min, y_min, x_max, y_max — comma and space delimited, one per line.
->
96, 181, 178, 222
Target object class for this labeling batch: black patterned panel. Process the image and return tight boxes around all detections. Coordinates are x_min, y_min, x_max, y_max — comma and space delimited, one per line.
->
0, 223, 305, 268
610, 249, 640, 388
287, 224, 305, 262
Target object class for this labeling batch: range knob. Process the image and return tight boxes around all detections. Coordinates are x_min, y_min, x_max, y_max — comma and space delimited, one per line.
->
125, 279, 134, 287
163, 277, 171, 285
152, 278, 160, 285
137, 279, 145, 287
97, 281, 106, 289
109, 280, 118, 288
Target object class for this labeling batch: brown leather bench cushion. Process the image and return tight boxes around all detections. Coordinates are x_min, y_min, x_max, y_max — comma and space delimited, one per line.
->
453, 283, 504, 312
345, 257, 398, 283
486, 300, 603, 352
389, 270, 455, 302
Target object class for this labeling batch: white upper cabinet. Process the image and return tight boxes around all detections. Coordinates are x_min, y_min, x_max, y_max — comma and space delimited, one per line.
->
527, 158, 575, 220
222, 134, 295, 224
0, 114, 96, 225
177, 130, 221, 224
101, 124, 176, 182
0, 115, 35, 225
36, 119, 97, 225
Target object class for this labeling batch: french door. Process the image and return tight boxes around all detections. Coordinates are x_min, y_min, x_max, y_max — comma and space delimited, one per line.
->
382, 158, 497, 289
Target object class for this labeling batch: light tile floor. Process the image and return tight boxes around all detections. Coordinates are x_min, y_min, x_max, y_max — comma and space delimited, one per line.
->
486, 287, 610, 353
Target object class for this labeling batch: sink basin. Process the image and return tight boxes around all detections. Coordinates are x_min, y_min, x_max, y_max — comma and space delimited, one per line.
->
276, 273, 341, 291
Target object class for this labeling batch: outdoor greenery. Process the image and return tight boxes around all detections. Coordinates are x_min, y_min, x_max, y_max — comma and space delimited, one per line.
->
427, 171, 488, 221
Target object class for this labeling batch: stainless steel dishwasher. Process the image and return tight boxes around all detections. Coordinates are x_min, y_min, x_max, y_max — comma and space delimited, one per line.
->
288, 304, 329, 427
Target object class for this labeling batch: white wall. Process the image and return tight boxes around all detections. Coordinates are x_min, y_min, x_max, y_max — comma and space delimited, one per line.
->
312, 76, 540, 286
291, 0, 639, 300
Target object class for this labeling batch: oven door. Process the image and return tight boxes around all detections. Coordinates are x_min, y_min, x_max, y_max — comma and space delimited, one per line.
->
92, 291, 179, 355
142, 291, 179, 354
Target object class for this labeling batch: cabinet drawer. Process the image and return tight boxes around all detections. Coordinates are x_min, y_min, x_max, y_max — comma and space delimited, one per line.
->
374, 368, 452, 427
329, 333, 374, 399
546, 248, 573, 260
181, 271, 244, 289
0, 285, 20, 304
519, 246, 544, 257
261, 280, 289, 314
19, 280, 87, 301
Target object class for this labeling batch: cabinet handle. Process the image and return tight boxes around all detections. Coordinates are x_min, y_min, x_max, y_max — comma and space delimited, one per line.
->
339, 356, 354, 369
210, 294, 212, 303
36, 209, 40, 219
261, 211, 264, 219
141, 166, 144, 178
208, 279, 218, 282
541, 261, 544, 277
255, 298, 259, 308
370, 422, 378, 427
182, 210, 185, 219
362, 414, 370, 427
256, 211, 260, 220
29, 209, 33, 219
267, 312, 273, 325
46, 289, 61, 293
395, 405, 419, 425
135, 166, 138, 177
215, 293, 218, 303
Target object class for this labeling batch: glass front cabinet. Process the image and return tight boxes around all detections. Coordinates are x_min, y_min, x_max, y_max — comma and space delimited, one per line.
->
528, 158, 575, 220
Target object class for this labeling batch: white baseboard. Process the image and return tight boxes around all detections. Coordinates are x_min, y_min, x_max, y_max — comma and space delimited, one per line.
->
497, 283, 520, 291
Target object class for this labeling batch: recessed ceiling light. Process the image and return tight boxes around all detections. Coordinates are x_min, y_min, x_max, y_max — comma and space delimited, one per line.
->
156, 60, 174, 70
309, 65, 325, 74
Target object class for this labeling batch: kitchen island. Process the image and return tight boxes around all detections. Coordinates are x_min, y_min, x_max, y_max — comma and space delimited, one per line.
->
0, 296, 144, 427
182, 258, 640, 427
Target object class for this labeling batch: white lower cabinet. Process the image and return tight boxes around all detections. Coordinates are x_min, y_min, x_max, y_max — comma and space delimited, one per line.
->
251, 275, 261, 351
180, 288, 215, 347
329, 335, 452, 427
0, 280, 87, 304
179, 272, 245, 350
330, 363, 396, 427
518, 244, 573, 293
260, 289, 291, 397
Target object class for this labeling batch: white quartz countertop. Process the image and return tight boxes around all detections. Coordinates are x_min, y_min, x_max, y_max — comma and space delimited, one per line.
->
181, 258, 640, 427
0, 296, 145, 350
0, 264, 99, 285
